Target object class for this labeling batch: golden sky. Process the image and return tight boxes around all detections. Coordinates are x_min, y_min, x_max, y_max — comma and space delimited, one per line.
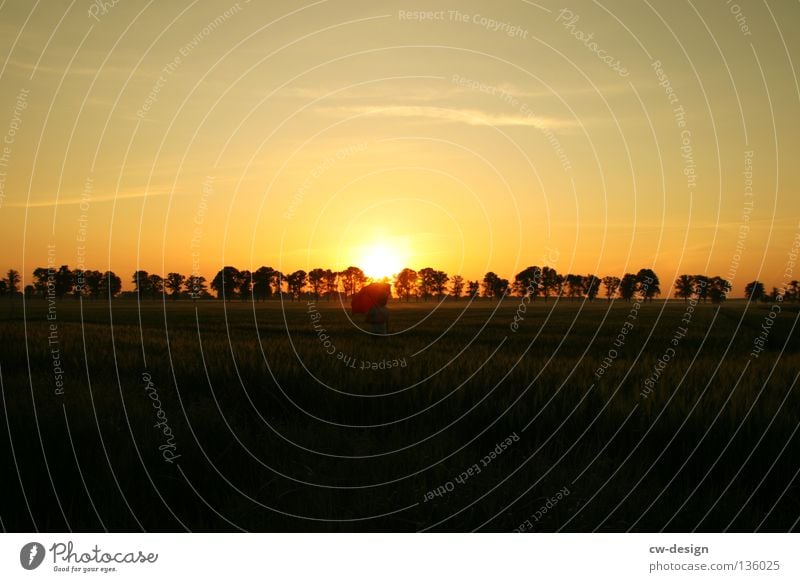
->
1, 0, 798, 293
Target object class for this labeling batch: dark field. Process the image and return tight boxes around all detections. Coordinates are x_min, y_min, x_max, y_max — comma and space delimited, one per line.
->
1, 297, 798, 532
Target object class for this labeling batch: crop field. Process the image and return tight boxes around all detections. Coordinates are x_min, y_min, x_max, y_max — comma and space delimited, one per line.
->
1, 297, 798, 532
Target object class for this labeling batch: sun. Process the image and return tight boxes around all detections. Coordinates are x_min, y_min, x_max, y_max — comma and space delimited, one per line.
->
358, 243, 405, 280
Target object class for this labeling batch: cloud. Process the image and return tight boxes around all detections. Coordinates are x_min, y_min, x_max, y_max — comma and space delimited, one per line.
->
6, 57, 138, 78
276, 83, 451, 101
5, 187, 171, 208
277, 79, 629, 103
321, 105, 578, 129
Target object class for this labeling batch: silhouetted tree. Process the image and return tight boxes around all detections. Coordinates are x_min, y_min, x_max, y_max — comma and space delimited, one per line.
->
6, 269, 20, 297
512, 273, 525, 297
467, 280, 480, 298
308, 268, 325, 299
54, 266, 73, 298
100, 271, 122, 298
418, 268, 448, 299
566, 274, 584, 300
619, 273, 637, 301
418, 267, 436, 300
70, 269, 84, 298
788, 280, 800, 302
584, 274, 601, 301
286, 270, 307, 300
694, 275, 710, 302
674, 274, 695, 302
744, 280, 765, 302
339, 266, 365, 297
514, 266, 541, 300
271, 270, 284, 296
211, 266, 241, 300
540, 266, 560, 302
482, 272, 500, 299
708, 276, 731, 304
165, 272, 185, 300
83, 270, 104, 299
636, 268, 660, 301
431, 270, 449, 297
239, 270, 252, 301
185, 274, 207, 300
602, 275, 620, 301
24, 285, 35, 299
0, 280, 6, 296
147, 274, 163, 300
394, 268, 418, 302
323, 269, 338, 300
495, 277, 510, 297
32, 267, 49, 298
132, 270, 151, 299
450, 274, 464, 298
554, 273, 566, 298
252, 266, 274, 301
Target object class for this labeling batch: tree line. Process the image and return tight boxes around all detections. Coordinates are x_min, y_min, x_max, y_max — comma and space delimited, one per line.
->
3, 264, 797, 304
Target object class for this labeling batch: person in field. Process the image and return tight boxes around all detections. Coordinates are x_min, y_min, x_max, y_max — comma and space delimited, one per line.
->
365, 292, 390, 335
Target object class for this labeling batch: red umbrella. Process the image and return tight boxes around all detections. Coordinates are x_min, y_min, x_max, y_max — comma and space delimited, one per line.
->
351, 282, 391, 314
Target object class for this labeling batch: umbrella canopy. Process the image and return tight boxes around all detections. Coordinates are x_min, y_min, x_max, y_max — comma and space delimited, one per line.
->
351, 282, 391, 314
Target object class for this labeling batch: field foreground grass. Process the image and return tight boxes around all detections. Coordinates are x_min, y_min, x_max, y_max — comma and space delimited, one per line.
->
1, 297, 798, 532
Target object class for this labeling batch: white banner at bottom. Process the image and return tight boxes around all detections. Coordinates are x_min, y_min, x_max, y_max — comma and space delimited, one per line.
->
0, 533, 796, 581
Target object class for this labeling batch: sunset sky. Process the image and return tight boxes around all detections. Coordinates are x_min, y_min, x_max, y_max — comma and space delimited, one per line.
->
0, 0, 798, 293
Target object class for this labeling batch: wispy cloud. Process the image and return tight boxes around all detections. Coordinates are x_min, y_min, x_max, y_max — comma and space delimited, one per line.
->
6, 57, 138, 78
277, 80, 630, 103
277, 82, 450, 101
5, 187, 171, 208
321, 105, 578, 129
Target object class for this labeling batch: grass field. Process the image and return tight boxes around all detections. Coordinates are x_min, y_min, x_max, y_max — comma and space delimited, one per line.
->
1, 296, 798, 532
